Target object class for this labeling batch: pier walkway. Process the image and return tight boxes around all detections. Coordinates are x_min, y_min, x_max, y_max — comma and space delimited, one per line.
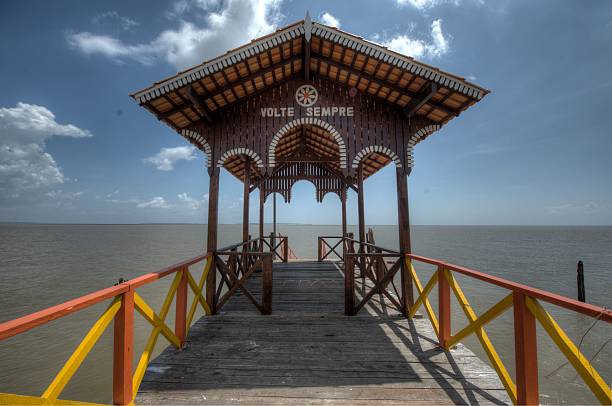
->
136, 261, 510, 405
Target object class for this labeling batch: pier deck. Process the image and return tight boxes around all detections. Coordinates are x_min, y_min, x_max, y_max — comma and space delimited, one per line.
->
136, 261, 510, 405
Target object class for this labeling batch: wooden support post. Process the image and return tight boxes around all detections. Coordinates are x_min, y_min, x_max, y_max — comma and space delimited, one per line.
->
175, 269, 188, 347
357, 165, 366, 275
318, 237, 323, 262
396, 165, 414, 311
577, 261, 585, 302
242, 158, 251, 271
262, 254, 273, 314
206, 167, 220, 314
259, 186, 265, 251
243, 157, 251, 244
273, 192, 277, 235
513, 291, 539, 405
283, 237, 289, 263
341, 188, 347, 238
438, 267, 451, 348
357, 165, 366, 249
113, 290, 134, 405
345, 255, 355, 315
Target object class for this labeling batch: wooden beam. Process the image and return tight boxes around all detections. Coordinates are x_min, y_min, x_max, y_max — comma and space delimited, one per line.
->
304, 39, 311, 80
403, 82, 439, 118
187, 86, 214, 124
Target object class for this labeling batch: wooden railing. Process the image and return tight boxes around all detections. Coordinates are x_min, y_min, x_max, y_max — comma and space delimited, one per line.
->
405, 254, 611, 405
0, 234, 289, 405
0, 253, 212, 405
332, 230, 611, 405
213, 239, 273, 315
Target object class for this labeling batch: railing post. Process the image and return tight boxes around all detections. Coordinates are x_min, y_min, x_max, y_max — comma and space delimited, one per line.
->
206, 252, 217, 314
513, 291, 539, 405
317, 237, 323, 262
438, 266, 451, 349
113, 290, 134, 405
262, 254, 273, 314
175, 268, 188, 347
283, 237, 288, 263
375, 248, 384, 293
345, 255, 355, 315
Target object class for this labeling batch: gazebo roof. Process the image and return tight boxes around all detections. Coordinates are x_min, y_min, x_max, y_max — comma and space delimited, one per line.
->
130, 17, 489, 134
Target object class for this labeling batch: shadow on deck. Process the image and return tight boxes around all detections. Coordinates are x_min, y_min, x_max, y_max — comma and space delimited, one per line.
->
136, 261, 510, 405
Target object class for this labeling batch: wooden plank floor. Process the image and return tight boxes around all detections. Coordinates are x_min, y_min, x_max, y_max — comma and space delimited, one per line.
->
137, 261, 511, 405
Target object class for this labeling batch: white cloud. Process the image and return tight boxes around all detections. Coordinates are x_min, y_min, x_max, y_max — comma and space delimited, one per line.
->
381, 19, 449, 59
319, 12, 340, 28
0, 103, 92, 202
137, 196, 171, 209
396, 0, 460, 10
178, 192, 209, 210
92, 11, 139, 31
144, 146, 196, 171
68, 0, 284, 69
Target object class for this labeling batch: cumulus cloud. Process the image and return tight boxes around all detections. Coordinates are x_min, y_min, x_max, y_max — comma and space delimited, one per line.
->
137, 196, 171, 209
178, 192, 208, 210
144, 146, 196, 171
68, 0, 284, 69
319, 12, 340, 28
0, 103, 92, 202
381, 19, 449, 59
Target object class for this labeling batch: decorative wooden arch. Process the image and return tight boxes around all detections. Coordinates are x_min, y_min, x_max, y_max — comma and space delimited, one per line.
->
352, 145, 402, 169
269, 118, 347, 169
217, 148, 264, 168
406, 124, 441, 168
181, 129, 212, 167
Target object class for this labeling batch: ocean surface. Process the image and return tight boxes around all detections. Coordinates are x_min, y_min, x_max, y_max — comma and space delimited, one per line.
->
0, 224, 610, 404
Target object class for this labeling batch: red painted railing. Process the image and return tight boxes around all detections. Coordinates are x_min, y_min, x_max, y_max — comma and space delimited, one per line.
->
0, 252, 211, 405
405, 253, 611, 405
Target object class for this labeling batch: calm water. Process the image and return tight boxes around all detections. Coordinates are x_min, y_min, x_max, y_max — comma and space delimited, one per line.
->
0, 224, 610, 404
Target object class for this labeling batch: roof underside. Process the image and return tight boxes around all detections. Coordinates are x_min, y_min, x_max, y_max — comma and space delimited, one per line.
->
131, 19, 488, 182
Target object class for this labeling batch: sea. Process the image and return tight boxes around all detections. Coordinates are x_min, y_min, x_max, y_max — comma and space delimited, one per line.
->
0, 224, 610, 404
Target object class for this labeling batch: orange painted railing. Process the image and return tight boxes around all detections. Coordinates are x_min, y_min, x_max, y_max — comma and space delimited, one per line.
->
0, 253, 212, 405
406, 254, 612, 405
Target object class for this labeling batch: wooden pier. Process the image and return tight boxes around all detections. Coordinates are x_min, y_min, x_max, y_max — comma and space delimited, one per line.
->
136, 261, 510, 405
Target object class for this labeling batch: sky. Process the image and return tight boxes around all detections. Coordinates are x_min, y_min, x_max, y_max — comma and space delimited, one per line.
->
1, 0, 611, 225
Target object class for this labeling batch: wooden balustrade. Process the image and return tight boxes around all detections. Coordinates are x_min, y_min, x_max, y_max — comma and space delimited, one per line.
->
406, 254, 612, 405
0, 236, 283, 405
328, 229, 611, 405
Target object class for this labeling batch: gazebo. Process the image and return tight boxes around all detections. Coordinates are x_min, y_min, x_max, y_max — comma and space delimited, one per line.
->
131, 12, 488, 314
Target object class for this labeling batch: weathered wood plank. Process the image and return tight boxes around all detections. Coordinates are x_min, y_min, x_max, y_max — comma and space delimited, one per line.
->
137, 261, 510, 405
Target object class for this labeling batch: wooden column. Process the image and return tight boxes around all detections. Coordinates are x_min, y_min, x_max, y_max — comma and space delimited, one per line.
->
259, 186, 265, 250
242, 158, 251, 244
357, 165, 366, 250
206, 167, 220, 313
273, 192, 277, 235
396, 166, 414, 310
513, 291, 539, 405
341, 188, 347, 238
113, 290, 134, 405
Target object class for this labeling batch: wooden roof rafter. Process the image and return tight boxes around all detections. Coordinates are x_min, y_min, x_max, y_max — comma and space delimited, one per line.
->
131, 17, 488, 133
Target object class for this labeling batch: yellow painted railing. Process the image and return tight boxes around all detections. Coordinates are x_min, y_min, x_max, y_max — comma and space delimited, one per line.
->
406, 254, 612, 405
0, 253, 213, 405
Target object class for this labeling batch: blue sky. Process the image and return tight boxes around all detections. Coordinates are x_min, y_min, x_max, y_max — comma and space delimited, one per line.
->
1, 0, 611, 225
